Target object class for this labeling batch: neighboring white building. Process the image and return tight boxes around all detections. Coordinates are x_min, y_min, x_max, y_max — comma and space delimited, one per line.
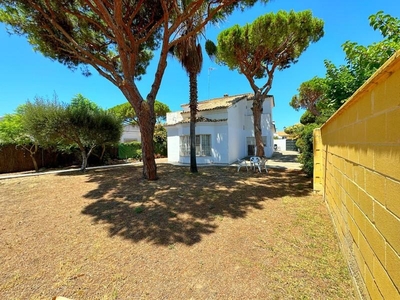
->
166, 93, 276, 165
120, 124, 141, 143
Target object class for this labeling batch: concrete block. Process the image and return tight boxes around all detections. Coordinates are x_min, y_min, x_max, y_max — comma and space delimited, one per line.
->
354, 165, 365, 190
357, 94, 372, 121
347, 146, 359, 164
359, 145, 373, 170
374, 145, 400, 181
371, 82, 388, 114
374, 202, 400, 255
366, 112, 387, 144
386, 243, 400, 291
365, 169, 386, 205
373, 255, 399, 300
386, 107, 400, 143
358, 189, 374, 222
365, 264, 384, 300
358, 232, 374, 271
347, 180, 359, 204
386, 178, 400, 218
353, 203, 367, 235
354, 121, 366, 143
347, 213, 359, 243
365, 219, 386, 265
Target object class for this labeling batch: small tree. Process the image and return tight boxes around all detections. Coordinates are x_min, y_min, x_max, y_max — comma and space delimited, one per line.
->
0, 111, 40, 171
23, 95, 122, 171
109, 100, 171, 125
284, 123, 304, 139
289, 77, 326, 117
212, 10, 324, 156
153, 124, 167, 157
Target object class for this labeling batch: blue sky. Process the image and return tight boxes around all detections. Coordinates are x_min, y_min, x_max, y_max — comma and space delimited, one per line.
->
0, 0, 399, 131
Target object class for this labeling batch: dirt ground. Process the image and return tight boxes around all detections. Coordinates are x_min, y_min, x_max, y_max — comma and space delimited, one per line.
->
0, 164, 355, 299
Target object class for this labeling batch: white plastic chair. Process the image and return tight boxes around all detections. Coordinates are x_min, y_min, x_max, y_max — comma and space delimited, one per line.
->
249, 156, 260, 171
250, 156, 268, 173
237, 159, 248, 172
257, 157, 268, 173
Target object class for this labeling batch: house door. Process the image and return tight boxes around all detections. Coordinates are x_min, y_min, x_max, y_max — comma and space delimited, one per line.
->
246, 137, 256, 156
247, 145, 255, 156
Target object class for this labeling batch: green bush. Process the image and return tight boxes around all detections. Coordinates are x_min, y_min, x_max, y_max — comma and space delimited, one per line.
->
300, 111, 316, 125
118, 125, 167, 160
153, 124, 167, 157
296, 123, 319, 177
118, 142, 142, 159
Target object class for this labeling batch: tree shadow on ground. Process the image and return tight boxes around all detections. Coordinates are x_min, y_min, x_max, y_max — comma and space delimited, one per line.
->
77, 164, 312, 247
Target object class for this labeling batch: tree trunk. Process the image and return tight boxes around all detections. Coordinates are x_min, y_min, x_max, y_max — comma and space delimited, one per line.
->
75, 142, 89, 171
80, 150, 88, 171
138, 102, 158, 180
189, 72, 198, 173
253, 92, 265, 157
30, 154, 39, 172
99, 144, 106, 160
28, 144, 39, 172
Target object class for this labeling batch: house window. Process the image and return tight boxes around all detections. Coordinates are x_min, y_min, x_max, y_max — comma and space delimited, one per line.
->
246, 136, 267, 146
180, 135, 211, 156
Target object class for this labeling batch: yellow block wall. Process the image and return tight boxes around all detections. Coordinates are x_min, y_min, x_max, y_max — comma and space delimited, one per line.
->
314, 51, 400, 299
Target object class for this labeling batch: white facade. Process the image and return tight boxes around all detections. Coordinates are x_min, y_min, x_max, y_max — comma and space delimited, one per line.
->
273, 139, 287, 151
166, 93, 276, 165
120, 124, 141, 143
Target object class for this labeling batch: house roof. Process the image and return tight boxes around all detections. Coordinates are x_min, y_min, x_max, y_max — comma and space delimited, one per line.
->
164, 116, 228, 126
166, 93, 275, 126
181, 93, 254, 112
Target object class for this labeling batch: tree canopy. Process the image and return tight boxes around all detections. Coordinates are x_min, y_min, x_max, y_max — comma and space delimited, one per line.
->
214, 10, 324, 87
109, 100, 170, 125
212, 10, 324, 156
289, 77, 326, 117
0, 110, 40, 171
305, 12, 400, 114
369, 10, 400, 43
287, 11, 400, 177
23, 94, 122, 171
0, 0, 262, 179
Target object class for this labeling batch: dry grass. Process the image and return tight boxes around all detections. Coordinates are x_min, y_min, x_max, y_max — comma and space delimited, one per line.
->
0, 164, 355, 299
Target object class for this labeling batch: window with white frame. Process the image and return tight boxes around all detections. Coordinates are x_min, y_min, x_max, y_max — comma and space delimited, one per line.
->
180, 135, 211, 156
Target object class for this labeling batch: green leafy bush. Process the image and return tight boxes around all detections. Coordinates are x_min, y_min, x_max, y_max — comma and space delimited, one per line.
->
296, 124, 320, 177
118, 142, 142, 159
153, 124, 167, 157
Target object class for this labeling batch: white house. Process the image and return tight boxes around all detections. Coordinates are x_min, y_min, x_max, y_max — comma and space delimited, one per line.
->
166, 93, 276, 165
120, 124, 141, 143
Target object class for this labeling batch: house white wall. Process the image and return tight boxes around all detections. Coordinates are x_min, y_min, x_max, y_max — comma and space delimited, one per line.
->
274, 138, 287, 151
166, 94, 275, 165
166, 111, 183, 125
227, 98, 247, 162
120, 124, 141, 143
166, 126, 180, 162
239, 98, 275, 158
166, 121, 229, 164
